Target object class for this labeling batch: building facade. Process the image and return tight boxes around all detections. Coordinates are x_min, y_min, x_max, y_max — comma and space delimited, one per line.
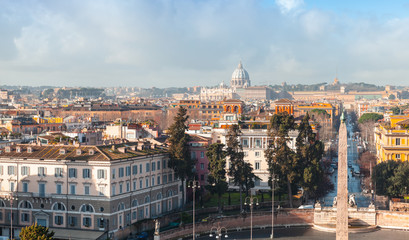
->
0, 143, 181, 239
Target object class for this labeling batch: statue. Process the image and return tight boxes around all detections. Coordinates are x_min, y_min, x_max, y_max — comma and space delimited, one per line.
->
333, 196, 337, 207
154, 219, 160, 236
348, 194, 356, 207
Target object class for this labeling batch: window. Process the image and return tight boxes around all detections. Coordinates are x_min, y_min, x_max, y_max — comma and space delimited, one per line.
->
145, 178, 149, 188
112, 169, 116, 179
20, 200, 32, 209
119, 183, 123, 194
157, 176, 161, 185
84, 185, 90, 195
152, 176, 155, 186
152, 162, 156, 171
243, 139, 248, 147
99, 186, 105, 196
112, 185, 116, 196
70, 184, 76, 195
21, 166, 29, 176
255, 151, 260, 157
21, 213, 30, 222
97, 169, 107, 179
139, 164, 143, 173
55, 168, 63, 177
98, 218, 105, 228
53, 202, 66, 211
132, 165, 138, 175
255, 139, 261, 147
255, 162, 260, 170
39, 183, 45, 197
83, 168, 91, 179
126, 181, 130, 192
396, 154, 401, 160
38, 167, 46, 177
56, 184, 62, 194
191, 151, 196, 159
169, 173, 173, 182
163, 175, 168, 184
119, 168, 124, 177
23, 182, 28, 192
200, 163, 204, 170
200, 152, 205, 158
80, 204, 94, 212
126, 166, 131, 176
163, 160, 167, 169
133, 180, 137, 191
244, 151, 248, 157
10, 182, 15, 191
83, 217, 92, 227
132, 211, 137, 220
157, 161, 161, 170
146, 163, 150, 172
68, 216, 77, 226
68, 168, 77, 178
396, 138, 401, 146
8, 166, 16, 175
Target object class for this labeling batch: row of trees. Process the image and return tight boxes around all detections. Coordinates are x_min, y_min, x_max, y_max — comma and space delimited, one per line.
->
265, 112, 333, 207
168, 107, 331, 210
373, 160, 409, 198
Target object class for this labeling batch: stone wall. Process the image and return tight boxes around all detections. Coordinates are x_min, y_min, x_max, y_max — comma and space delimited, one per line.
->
314, 207, 376, 226
377, 210, 409, 230
160, 209, 313, 240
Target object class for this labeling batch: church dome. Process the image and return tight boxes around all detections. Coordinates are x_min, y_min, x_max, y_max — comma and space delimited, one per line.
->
231, 61, 251, 88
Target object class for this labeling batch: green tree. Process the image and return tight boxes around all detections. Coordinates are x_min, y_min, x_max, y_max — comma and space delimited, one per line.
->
19, 222, 55, 240
391, 106, 401, 115
388, 94, 396, 100
206, 143, 228, 213
226, 124, 257, 212
358, 113, 383, 124
387, 162, 409, 197
296, 113, 333, 201
372, 160, 400, 196
265, 112, 297, 208
168, 107, 195, 207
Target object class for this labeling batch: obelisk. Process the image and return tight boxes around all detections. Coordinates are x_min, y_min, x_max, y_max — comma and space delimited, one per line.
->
336, 111, 348, 240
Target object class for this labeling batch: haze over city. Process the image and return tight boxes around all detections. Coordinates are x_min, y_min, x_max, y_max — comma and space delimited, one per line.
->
2, 0, 409, 87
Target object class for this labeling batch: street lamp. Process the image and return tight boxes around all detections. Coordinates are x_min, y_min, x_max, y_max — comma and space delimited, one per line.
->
5, 192, 16, 240
209, 223, 228, 239
270, 174, 279, 239
244, 196, 259, 240
188, 180, 200, 240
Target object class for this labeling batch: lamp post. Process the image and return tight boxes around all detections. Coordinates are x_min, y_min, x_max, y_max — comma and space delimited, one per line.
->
270, 174, 278, 239
209, 223, 228, 240
5, 192, 15, 240
244, 196, 259, 240
188, 180, 200, 240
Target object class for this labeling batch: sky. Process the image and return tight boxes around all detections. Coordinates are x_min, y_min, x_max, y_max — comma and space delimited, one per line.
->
1, 0, 409, 88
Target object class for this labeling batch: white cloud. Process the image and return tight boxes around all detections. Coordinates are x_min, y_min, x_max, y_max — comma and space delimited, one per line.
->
275, 0, 304, 14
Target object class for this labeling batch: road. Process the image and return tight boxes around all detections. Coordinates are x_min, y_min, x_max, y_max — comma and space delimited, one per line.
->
194, 226, 409, 240
322, 114, 371, 207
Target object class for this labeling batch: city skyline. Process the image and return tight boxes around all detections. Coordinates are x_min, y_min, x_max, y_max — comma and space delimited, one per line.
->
1, 0, 409, 87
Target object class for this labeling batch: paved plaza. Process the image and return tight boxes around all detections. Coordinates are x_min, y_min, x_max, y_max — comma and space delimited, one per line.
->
196, 227, 409, 240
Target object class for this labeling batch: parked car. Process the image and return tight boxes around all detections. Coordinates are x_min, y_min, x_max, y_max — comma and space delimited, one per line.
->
298, 205, 314, 209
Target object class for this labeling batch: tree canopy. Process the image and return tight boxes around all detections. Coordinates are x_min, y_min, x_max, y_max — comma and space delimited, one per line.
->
358, 113, 383, 124
206, 143, 228, 212
373, 160, 409, 198
19, 222, 55, 240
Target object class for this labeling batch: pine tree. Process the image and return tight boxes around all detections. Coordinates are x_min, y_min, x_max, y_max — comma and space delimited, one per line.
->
265, 112, 297, 208
168, 107, 195, 207
19, 222, 55, 240
206, 143, 228, 213
226, 124, 257, 212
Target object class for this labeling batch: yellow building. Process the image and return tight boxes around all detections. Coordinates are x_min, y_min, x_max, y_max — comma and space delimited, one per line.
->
375, 115, 409, 163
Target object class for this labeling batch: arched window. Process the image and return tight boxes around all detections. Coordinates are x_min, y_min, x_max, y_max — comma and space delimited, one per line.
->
132, 199, 138, 207
0, 200, 5, 208
80, 204, 94, 213
19, 200, 33, 209
144, 196, 150, 204
167, 190, 173, 197
156, 193, 162, 200
233, 106, 239, 113
52, 202, 66, 211
117, 202, 125, 211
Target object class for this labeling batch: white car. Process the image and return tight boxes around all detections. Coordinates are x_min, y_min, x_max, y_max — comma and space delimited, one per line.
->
298, 205, 314, 209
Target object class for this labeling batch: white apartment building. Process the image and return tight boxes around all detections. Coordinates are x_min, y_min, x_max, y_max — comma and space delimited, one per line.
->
0, 143, 181, 239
